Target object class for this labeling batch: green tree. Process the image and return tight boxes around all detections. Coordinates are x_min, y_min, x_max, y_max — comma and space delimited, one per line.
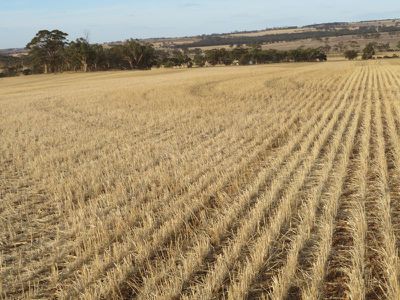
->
239, 53, 252, 65
154, 49, 170, 67
107, 46, 125, 69
362, 43, 375, 60
170, 50, 191, 66
0, 55, 23, 77
289, 48, 325, 62
91, 44, 107, 71
205, 48, 232, 65
26, 30, 68, 73
205, 49, 220, 65
121, 39, 155, 70
344, 50, 358, 60
193, 53, 205, 67
67, 38, 95, 72
231, 47, 248, 60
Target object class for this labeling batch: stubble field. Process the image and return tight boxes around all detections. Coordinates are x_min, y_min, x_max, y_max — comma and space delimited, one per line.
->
1, 60, 400, 299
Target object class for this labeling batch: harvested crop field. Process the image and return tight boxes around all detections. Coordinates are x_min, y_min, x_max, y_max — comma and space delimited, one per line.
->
1, 60, 400, 299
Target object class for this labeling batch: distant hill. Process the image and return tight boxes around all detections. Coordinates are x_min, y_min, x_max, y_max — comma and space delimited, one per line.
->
2, 18, 400, 55
0, 48, 28, 57
141, 18, 400, 52
0, 54, 20, 65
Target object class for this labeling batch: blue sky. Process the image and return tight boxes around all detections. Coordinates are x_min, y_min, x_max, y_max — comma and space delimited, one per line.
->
1, 0, 400, 48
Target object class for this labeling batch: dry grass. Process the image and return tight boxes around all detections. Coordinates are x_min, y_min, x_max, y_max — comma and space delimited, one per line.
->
259, 32, 400, 52
1, 60, 400, 299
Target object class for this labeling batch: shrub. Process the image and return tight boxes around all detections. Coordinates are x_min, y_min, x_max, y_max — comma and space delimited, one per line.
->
344, 50, 358, 60
362, 43, 375, 60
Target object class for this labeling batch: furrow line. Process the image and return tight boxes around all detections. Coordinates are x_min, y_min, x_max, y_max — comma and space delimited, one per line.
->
59, 72, 334, 299
134, 70, 353, 300
224, 66, 364, 300
265, 66, 366, 300
364, 65, 399, 299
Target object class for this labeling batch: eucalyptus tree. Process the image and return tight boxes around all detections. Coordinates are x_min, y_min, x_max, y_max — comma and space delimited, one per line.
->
26, 30, 68, 73
120, 39, 156, 70
67, 38, 95, 72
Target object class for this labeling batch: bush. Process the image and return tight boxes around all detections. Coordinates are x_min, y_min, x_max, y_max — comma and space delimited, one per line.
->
193, 54, 205, 67
362, 43, 375, 60
344, 50, 358, 60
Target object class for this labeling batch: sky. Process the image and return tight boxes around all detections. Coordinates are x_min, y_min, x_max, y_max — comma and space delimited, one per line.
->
1, 0, 400, 48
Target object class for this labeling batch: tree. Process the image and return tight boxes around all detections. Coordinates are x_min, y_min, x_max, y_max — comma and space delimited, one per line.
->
344, 50, 358, 60
231, 47, 248, 60
91, 44, 108, 71
121, 39, 155, 70
205, 49, 220, 65
154, 49, 170, 67
26, 30, 68, 73
288, 48, 327, 62
0, 55, 23, 77
249, 44, 263, 64
239, 53, 252, 65
193, 53, 206, 67
397, 41, 400, 50
67, 38, 95, 72
362, 43, 375, 60
107, 46, 125, 69
204, 48, 232, 65
170, 50, 191, 67
153, 50, 192, 68
314, 49, 327, 61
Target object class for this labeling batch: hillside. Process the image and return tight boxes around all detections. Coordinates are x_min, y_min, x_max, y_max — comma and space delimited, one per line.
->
2, 18, 400, 56
145, 18, 400, 53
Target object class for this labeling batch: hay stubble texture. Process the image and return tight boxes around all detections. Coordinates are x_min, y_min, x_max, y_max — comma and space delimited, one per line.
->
1, 61, 400, 299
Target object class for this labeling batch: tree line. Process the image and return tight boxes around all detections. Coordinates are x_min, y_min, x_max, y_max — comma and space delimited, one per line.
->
3, 32, 399, 77
0, 29, 330, 77
343, 41, 400, 60
197, 46, 327, 66
24, 30, 157, 73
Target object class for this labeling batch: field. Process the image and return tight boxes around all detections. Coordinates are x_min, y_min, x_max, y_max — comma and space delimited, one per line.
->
259, 32, 400, 52
189, 32, 400, 55
1, 60, 400, 299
